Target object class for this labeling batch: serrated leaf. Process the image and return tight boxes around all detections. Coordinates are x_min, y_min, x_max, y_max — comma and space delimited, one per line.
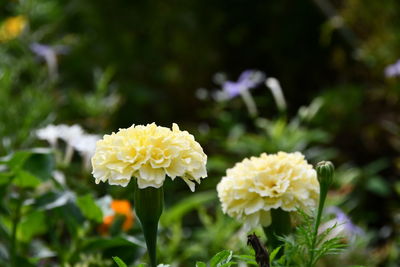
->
13, 170, 41, 188
196, 262, 206, 267
210, 250, 233, 267
112, 256, 127, 267
76, 194, 103, 223
220, 262, 236, 267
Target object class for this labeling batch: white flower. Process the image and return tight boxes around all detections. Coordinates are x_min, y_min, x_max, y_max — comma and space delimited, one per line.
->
91, 123, 207, 191
36, 124, 60, 147
217, 152, 319, 231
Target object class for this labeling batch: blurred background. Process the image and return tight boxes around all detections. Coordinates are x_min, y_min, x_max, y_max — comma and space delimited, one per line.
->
1, 0, 400, 266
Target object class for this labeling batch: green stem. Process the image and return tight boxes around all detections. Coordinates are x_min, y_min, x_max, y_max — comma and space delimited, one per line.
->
308, 188, 328, 267
134, 182, 164, 267
10, 194, 23, 267
263, 208, 291, 252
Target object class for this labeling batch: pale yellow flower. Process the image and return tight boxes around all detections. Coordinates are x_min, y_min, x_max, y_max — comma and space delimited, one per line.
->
217, 151, 319, 230
0, 15, 27, 42
91, 123, 207, 191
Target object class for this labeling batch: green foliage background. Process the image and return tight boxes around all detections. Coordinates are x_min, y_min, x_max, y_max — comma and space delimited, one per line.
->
1, 0, 400, 266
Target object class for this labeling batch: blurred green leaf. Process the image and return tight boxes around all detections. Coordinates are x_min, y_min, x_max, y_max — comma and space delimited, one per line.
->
17, 211, 47, 242
76, 194, 103, 223
210, 250, 233, 267
269, 246, 281, 262
366, 177, 390, 196
5, 151, 32, 171
22, 150, 54, 181
161, 191, 216, 226
112, 256, 128, 267
13, 170, 41, 188
196, 262, 206, 267
81, 236, 141, 251
233, 255, 257, 265
0, 172, 13, 186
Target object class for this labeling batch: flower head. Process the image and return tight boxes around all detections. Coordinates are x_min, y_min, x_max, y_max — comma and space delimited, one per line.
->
91, 123, 207, 191
98, 198, 134, 235
30, 43, 69, 80
319, 206, 363, 243
216, 70, 265, 100
0, 15, 27, 42
217, 151, 319, 230
385, 59, 400, 78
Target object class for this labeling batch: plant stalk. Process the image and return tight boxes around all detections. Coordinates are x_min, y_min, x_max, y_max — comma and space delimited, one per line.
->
134, 182, 164, 267
263, 208, 291, 252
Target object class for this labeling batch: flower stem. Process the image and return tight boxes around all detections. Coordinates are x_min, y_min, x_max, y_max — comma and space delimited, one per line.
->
308, 188, 327, 267
263, 208, 291, 252
134, 182, 164, 267
308, 161, 334, 267
11, 193, 23, 267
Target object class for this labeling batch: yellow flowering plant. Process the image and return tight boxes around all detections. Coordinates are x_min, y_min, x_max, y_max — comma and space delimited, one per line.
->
91, 123, 207, 267
92, 123, 207, 191
217, 151, 320, 249
0, 16, 27, 42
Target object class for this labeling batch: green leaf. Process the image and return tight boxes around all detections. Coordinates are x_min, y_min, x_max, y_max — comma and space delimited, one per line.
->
76, 194, 103, 222
13, 170, 41, 188
22, 150, 54, 181
112, 256, 128, 267
269, 246, 282, 262
17, 211, 47, 242
5, 151, 32, 171
196, 262, 206, 267
233, 255, 258, 265
0, 172, 13, 186
81, 236, 143, 251
210, 250, 233, 267
366, 177, 390, 196
161, 191, 216, 225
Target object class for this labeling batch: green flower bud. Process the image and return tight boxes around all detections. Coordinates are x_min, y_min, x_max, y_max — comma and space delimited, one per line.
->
316, 161, 334, 190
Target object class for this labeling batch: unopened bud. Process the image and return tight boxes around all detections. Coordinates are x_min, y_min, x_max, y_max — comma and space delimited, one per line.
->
316, 161, 334, 190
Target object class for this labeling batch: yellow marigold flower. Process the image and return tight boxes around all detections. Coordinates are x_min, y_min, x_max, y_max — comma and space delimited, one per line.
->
91, 123, 207, 191
217, 151, 319, 230
0, 15, 27, 42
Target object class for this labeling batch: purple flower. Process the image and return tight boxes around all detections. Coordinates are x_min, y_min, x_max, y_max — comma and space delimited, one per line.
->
319, 206, 363, 243
30, 43, 69, 81
221, 70, 266, 99
384, 59, 400, 78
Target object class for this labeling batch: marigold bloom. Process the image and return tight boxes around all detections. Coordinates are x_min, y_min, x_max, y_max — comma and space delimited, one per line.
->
91, 123, 207, 191
217, 151, 319, 230
0, 15, 27, 42
99, 200, 134, 235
